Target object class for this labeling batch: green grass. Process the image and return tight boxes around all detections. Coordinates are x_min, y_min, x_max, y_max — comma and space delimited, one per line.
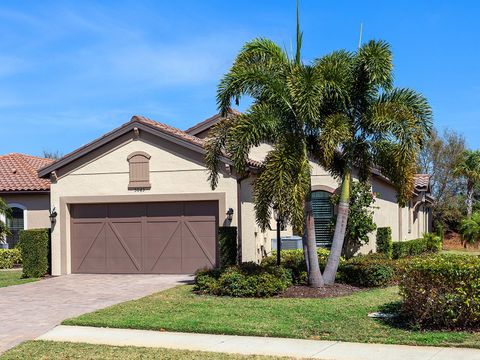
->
0, 270, 38, 288
442, 249, 480, 256
63, 285, 480, 348
0, 341, 289, 360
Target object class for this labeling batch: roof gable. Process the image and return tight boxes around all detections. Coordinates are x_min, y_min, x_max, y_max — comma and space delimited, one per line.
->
38, 115, 259, 179
185, 108, 240, 137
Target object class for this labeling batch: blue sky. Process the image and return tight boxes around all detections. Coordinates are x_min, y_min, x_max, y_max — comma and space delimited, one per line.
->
0, 0, 479, 156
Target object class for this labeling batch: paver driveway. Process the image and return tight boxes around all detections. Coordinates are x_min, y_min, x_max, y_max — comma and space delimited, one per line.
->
0, 274, 191, 353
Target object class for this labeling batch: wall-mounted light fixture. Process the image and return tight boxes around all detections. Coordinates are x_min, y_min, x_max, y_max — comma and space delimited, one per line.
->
226, 208, 234, 222
49, 207, 57, 225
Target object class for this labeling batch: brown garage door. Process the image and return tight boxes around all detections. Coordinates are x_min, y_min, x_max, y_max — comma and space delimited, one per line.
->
71, 201, 218, 274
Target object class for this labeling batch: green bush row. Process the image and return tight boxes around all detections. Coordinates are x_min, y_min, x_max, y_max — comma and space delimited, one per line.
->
400, 254, 480, 330
261, 248, 340, 285
338, 254, 409, 287
194, 262, 292, 297
392, 233, 442, 259
18, 229, 49, 278
0, 248, 21, 269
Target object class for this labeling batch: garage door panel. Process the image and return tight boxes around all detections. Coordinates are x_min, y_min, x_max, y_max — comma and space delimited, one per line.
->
77, 257, 107, 273
148, 257, 181, 274
108, 203, 145, 218
72, 204, 107, 219
184, 201, 218, 217
106, 222, 142, 273
71, 201, 218, 274
71, 222, 106, 273
147, 202, 183, 217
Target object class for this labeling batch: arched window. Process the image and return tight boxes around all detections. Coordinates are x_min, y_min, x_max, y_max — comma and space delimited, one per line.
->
127, 151, 151, 190
7, 206, 25, 247
311, 191, 334, 248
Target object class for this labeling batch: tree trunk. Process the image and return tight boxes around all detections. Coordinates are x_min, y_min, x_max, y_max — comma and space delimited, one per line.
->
466, 181, 474, 218
323, 170, 351, 285
303, 196, 324, 288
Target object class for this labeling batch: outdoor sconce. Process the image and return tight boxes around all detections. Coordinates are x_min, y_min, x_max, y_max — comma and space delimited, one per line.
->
226, 208, 234, 222
49, 207, 57, 225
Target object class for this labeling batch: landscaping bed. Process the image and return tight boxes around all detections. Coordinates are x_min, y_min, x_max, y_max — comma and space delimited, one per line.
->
63, 285, 480, 348
277, 283, 362, 298
1, 341, 284, 360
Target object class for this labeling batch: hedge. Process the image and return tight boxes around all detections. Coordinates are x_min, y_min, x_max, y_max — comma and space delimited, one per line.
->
0, 248, 21, 269
261, 248, 337, 285
376, 227, 393, 258
338, 254, 408, 287
219, 226, 237, 268
194, 262, 292, 297
400, 254, 480, 329
392, 233, 442, 259
18, 229, 49, 278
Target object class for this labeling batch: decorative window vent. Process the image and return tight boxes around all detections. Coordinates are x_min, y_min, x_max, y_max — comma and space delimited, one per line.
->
127, 151, 151, 190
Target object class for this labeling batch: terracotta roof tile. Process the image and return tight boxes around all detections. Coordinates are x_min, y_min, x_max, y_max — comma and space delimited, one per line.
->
0, 153, 53, 192
132, 115, 262, 168
414, 174, 430, 189
185, 108, 241, 135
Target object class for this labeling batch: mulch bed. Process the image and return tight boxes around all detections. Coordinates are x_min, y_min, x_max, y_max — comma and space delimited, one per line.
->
278, 283, 363, 299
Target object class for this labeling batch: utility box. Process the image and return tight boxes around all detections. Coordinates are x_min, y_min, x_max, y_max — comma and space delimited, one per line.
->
271, 236, 303, 251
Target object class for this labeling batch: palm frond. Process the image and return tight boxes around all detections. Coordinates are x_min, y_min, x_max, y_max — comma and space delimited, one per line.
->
204, 118, 238, 189
253, 138, 311, 233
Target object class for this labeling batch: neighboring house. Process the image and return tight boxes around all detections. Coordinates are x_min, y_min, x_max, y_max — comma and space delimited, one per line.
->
36, 113, 433, 276
0, 153, 53, 247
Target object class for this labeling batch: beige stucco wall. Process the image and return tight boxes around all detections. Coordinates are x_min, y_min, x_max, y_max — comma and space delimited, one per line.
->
1, 193, 51, 230
49, 131, 241, 275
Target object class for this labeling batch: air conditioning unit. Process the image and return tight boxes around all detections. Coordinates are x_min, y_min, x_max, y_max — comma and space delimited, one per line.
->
271, 236, 303, 251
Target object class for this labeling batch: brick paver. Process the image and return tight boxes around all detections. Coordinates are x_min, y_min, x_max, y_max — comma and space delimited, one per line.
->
0, 274, 191, 353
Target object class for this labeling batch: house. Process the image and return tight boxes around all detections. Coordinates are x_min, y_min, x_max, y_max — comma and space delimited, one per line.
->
0, 153, 53, 247
34, 113, 432, 276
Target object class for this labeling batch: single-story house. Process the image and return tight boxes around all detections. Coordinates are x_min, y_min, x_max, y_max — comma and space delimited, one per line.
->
30, 112, 433, 276
0, 153, 53, 246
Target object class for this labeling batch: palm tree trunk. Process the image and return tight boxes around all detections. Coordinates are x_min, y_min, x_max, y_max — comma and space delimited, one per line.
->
303, 195, 324, 288
467, 181, 474, 218
323, 170, 351, 284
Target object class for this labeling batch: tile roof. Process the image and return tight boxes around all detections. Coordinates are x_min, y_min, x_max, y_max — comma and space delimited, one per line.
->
132, 116, 204, 147
133, 116, 262, 168
185, 108, 241, 135
0, 153, 54, 192
414, 174, 430, 190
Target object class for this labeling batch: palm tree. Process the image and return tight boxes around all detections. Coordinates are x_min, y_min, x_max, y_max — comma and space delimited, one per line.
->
205, 5, 331, 287
459, 212, 480, 246
454, 150, 480, 218
315, 41, 433, 284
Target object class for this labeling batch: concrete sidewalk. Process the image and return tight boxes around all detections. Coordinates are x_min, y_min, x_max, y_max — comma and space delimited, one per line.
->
38, 325, 480, 360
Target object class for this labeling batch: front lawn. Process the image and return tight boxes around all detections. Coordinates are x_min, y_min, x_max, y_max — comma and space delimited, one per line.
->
1, 341, 287, 360
0, 270, 38, 288
63, 285, 480, 348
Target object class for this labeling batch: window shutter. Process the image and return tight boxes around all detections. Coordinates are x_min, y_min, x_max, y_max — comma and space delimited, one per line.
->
127, 152, 151, 190
311, 191, 334, 248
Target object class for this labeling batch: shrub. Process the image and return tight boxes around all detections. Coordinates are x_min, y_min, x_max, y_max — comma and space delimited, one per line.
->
392, 233, 441, 259
400, 254, 480, 329
194, 262, 292, 297
339, 254, 397, 287
219, 226, 237, 267
261, 248, 338, 285
18, 229, 49, 278
376, 227, 393, 258
0, 248, 21, 269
